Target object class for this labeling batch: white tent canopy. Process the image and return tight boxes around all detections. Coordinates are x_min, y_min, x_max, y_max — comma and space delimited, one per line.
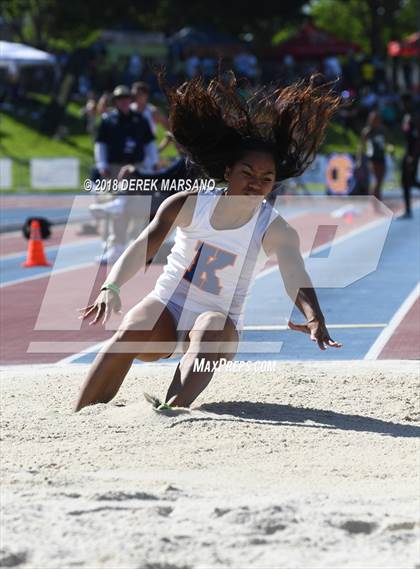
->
0, 41, 56, 68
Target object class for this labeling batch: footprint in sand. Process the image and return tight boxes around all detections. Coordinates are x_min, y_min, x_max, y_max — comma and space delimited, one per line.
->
386, 521, 417, 531
256, 521, 287, 535
93, 490, 158, 501
339, 520, 378, 534
0, 548, 28, 567
213, 507, 231, 518
156, 506, 173, 517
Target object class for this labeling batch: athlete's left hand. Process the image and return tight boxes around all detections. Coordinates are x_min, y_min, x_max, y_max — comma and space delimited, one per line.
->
288, 319, 342, 351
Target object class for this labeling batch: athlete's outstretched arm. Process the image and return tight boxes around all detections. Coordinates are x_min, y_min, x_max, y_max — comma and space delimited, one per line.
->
79, 192, 196, 325
263, 218, 342, 351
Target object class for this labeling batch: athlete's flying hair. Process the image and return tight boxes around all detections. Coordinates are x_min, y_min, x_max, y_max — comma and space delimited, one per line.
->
160, 72, 341, 182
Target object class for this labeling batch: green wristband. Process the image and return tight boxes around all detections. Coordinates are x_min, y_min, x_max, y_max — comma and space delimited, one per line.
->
101, 283, 120, 296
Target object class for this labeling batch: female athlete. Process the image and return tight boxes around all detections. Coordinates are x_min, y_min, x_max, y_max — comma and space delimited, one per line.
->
76, 74, 342, 412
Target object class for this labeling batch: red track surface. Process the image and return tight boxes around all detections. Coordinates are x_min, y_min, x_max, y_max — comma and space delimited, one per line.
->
0, 264, 164, 364
378, 297, 420, 360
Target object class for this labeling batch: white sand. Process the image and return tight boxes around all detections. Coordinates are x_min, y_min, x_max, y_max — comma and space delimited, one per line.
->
1, 360, 419, 569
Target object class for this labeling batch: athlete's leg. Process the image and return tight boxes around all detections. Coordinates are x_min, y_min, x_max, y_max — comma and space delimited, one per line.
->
371, 161, 385, 201
75, 296, 177, 411
401, 154, 413, 216
165, 311, 239, 407
414, 156, 420, 188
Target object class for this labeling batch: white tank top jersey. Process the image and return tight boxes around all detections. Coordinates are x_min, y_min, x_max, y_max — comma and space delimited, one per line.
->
154, 188, 280, 329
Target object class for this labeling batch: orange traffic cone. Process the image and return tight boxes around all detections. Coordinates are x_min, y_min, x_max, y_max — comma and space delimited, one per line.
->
22, 220, 51, 267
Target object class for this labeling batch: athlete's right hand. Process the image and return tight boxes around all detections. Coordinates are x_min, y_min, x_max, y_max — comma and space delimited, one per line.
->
78, 289, 122, 326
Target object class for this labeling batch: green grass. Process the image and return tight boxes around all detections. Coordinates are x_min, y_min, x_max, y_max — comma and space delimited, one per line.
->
0, 112, 92, 190
322, 123, 360, 154
0, 94, 176, 192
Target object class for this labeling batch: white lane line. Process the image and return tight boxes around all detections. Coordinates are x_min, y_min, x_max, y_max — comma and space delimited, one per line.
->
364, 282, 420, 360
245, 323, 387, 331
0, 261, 97, 288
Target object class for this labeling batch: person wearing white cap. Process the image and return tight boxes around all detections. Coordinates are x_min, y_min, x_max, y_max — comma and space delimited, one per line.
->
94, 85, 159, 180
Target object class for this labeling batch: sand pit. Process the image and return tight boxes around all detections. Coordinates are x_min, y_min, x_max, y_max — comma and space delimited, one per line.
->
1, 360, 419, 568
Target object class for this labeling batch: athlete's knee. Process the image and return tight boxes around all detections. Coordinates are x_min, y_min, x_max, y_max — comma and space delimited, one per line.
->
191, 312, 228, 340
189, 311, 238, 354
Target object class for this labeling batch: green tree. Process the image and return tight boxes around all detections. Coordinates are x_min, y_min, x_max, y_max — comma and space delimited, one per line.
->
1, 0, 308, 49
0, 0, 146, 49
307, 0, 420, 56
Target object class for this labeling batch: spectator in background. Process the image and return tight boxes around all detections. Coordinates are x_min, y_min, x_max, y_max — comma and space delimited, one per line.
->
131, 81, 169, 135
400, 92, 420, 219
94, 84, 158, 180
359, 87, 378, 123
96, 91, 112, 116
379, 92, 399, 127
361, 110, 387, 203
